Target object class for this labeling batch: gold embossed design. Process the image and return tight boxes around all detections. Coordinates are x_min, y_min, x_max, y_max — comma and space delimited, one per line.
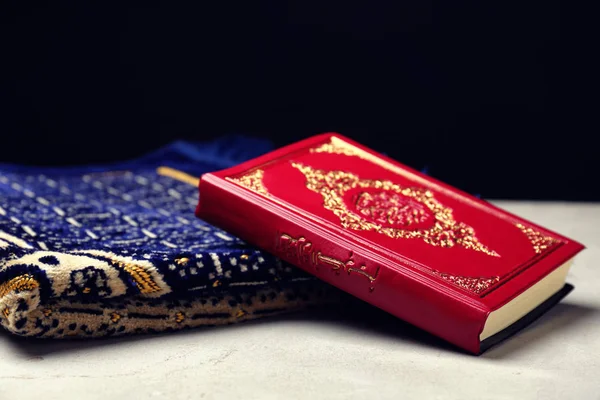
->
227, 169, 269, 196
433, 272, 500, 294
277, 233, 380, 292
354, 191, 432, 228
311, 140, 361, 158
292, 163, 499, 257
516, 223, 560, 254
0, 274, 40, 298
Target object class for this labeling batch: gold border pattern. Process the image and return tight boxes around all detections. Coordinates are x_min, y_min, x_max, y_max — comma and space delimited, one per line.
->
226, 169, 269, 196
515, 223, 561, 254
432, 272, 500, 295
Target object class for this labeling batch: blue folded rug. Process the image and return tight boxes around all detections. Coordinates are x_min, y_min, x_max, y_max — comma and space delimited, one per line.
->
0, 135, 338, 339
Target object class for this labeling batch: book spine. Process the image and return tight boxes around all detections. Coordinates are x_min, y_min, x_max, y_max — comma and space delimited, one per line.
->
196, 174, 489, 354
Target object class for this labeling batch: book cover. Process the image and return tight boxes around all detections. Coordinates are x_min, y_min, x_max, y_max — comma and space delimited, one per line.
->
194, 132, 585, 354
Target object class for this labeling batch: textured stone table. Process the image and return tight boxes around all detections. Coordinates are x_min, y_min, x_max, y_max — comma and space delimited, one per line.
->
1, 201, 599, 400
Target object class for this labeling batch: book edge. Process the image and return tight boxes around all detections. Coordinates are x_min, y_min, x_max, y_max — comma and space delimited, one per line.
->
478, 283, 574, 354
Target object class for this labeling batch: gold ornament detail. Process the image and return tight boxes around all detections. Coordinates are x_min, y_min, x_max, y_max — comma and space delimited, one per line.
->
110, 312, 121, 323
226, 169, 269, 196
276, 233, 380, 293
175, 257, 190, 266
311, 140, 361, 157
175, 312, 185, 323
0, 274, 39, 298
516, 223, 560, 254
433, 272, 500, 294
113, 260, 162, 294
291, 162, 499, 257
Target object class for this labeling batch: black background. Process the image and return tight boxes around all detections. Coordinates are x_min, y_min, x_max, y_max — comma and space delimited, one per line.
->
1, 3, 596, 201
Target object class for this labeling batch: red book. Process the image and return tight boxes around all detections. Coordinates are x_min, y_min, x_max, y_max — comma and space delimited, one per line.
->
195, 133, 585, 354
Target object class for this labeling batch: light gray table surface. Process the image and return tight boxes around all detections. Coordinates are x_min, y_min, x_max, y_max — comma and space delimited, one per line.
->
1, 201, 599, 400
